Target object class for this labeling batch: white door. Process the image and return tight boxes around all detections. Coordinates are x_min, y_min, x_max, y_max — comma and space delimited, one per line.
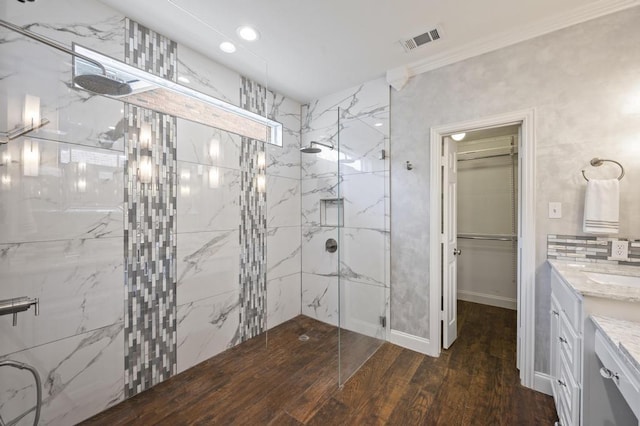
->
442, 137, 459, 349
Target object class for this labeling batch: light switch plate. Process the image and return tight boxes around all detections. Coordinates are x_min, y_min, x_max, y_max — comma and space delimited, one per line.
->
548, 202, 562, 219
611, 240, 629, 260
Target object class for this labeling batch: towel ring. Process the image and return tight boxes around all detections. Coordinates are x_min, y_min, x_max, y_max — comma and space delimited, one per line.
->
581, 158, 624, 182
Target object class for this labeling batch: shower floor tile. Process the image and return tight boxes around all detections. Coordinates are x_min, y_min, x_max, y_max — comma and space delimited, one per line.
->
81, 302, 557, 425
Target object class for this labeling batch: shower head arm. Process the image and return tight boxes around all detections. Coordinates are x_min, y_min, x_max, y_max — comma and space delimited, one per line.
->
0, 19, 106, 75
311, 141, 334, 150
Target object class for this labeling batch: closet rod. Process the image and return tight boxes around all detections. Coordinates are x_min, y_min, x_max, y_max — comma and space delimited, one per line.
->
457, 145, 515, 156
458, 152, 516, 162
457, 233, 518, 242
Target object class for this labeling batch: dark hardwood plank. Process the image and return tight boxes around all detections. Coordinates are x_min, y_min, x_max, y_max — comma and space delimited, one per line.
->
82, 302, 558, 426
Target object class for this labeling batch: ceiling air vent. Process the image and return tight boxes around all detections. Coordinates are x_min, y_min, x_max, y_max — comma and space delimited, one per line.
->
400, 26, 443, 52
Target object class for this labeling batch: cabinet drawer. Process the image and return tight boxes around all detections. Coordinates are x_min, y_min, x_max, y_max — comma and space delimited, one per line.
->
552, 270, 582, 331
559, 312, 581, 380
557, 355, 580, 426
595, 330, 640, 419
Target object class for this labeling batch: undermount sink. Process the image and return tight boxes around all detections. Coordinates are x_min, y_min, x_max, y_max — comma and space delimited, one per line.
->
584, 272, 640, 288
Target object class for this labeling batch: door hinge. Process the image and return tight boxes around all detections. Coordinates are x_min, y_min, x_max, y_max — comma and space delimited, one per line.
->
380, 316, 387, 328
439, 310, 445, 321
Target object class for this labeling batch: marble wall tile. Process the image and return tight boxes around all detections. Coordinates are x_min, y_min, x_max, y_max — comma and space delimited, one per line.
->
0, 323, 124, 426
267, 227, 302, 280
339, 279, 387, 339
0, 237, 123, 356
267, 175, 300, 229
267, 273, 302, 329
300, 76, 389, 344
301, 176, 341, 226
176, 230, 240, 306
390, 7, 640, 372
176, 118, 241, 170
301, 78, 389, 136
0, 138, 124, 244
1, 1, 126, 151
176, 161, 240, 233
340, 172, 386, 230
176, 45, 241, 106
176, 290, 241, 374
4, 0, 125, 57
266, 91, 301, 180
337, 118, 388, 175
302, 226, 386, 287
301, 152, 340, 180
301, 273, 339, 327
301, 226, 339, 275
339, 228, 387, 288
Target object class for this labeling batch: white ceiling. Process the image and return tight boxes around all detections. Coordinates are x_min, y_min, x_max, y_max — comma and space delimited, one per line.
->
100, 0, 637, 103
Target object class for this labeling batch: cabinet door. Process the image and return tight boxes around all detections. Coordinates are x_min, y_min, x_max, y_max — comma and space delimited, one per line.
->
550, 294, 561, 403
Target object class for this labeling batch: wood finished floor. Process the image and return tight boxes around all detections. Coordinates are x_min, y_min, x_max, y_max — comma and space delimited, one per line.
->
83, 301, 558, 425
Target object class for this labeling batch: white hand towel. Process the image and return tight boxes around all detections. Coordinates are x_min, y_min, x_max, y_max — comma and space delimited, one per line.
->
583, 178, 619, 234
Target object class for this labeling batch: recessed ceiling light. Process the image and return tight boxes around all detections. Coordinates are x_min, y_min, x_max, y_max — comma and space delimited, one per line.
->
451, 133, 466, 141
178, 76, 190, 84
219, 41, 236, 53
237, 26, 259, 42
374, 122, 384, 127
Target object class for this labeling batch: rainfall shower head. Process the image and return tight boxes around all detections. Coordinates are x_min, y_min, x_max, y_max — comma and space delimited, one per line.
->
300, 145, 322, 154
73, 74, 133, 97
300, 140, 334, 154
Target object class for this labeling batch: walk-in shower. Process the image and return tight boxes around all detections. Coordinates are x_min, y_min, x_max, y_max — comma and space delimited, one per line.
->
0, 6, 389, 423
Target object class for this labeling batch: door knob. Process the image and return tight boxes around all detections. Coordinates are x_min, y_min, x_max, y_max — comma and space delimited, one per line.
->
453, 248, 462, 256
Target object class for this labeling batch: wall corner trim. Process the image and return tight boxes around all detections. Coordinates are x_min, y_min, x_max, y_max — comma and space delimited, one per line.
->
386, 66, 412, 91
533, 372, 553, 396
389, 329, 438, 357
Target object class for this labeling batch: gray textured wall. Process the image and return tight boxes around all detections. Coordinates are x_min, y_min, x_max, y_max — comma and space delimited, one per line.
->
390, 7, 640, 373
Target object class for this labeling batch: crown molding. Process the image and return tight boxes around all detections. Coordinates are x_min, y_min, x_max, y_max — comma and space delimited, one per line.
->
387, 0, 640, 90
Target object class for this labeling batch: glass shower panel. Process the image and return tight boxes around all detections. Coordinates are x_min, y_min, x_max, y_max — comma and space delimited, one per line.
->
337, 109, 388, 386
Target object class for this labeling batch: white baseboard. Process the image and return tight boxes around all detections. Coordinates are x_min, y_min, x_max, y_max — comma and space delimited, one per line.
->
458, 290, 517, 310
389, 329, 438, 357
533, 372, 553, 396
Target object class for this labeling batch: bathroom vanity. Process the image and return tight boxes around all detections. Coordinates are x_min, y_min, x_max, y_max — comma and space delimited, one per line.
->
549, 260, 640, 426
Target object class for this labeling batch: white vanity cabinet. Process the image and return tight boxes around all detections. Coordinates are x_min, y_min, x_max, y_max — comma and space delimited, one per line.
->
549, 261, 640, 426
550, 269, 583, 426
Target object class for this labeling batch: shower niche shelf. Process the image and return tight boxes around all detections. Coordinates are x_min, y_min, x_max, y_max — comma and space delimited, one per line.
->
320, 198, 343, 227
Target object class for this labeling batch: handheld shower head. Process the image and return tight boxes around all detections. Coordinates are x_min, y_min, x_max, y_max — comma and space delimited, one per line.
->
300, 140, 334, 154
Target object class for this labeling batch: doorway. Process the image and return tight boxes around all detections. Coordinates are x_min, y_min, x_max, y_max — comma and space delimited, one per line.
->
428, 109, 536, 390
447, 125, 520, 346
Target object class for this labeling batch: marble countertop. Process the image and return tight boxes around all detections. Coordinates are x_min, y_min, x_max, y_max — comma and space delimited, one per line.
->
591, 315, 640, 381
548, 260, 640, 302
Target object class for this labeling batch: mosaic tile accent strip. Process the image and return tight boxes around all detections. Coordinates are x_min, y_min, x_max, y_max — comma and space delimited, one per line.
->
125, 19, 177, 79
547, 234, 640, 267
124, 19, 178, 398
239, 76, 268, 340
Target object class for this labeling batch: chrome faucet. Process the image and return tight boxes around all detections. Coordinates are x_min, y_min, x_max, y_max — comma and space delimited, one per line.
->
0, 297, 39, 326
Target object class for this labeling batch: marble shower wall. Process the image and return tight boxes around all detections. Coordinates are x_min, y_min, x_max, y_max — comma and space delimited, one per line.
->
301, 78, 390, 338
390, 6, 640, 374
174, 45, 302, 372
0, 1, 126, 424
0, 2, 303, 425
